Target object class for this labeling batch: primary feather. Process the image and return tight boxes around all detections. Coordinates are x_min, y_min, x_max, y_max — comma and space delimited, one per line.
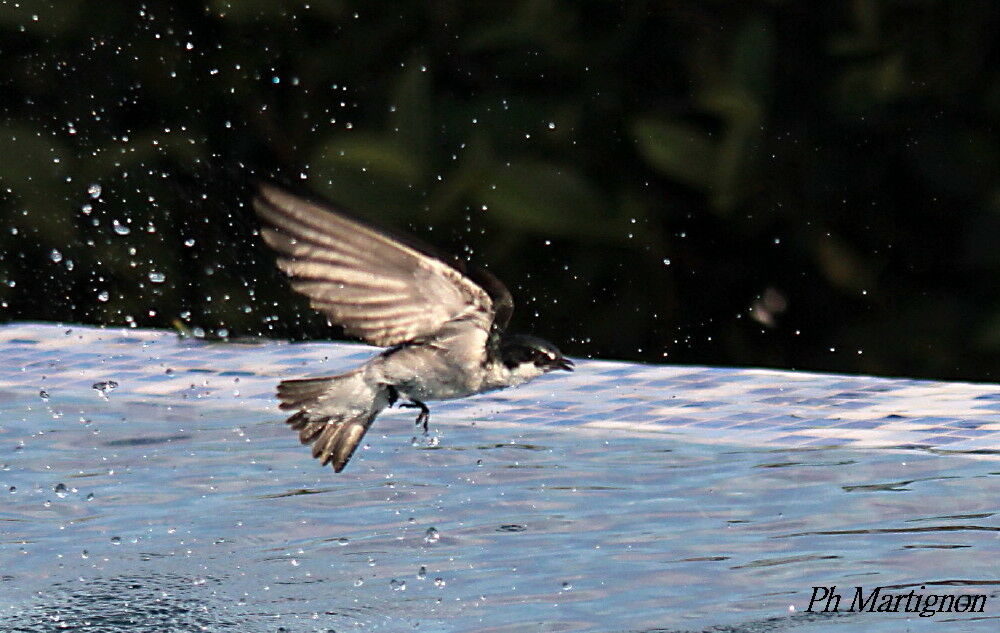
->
253, 184, 507, 347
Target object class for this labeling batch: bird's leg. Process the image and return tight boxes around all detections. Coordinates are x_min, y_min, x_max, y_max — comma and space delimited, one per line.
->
399, 399, 430, 434
386, 385, 399, 408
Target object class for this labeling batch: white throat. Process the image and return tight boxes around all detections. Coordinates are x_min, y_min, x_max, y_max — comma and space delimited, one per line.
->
486, 363, 545, 389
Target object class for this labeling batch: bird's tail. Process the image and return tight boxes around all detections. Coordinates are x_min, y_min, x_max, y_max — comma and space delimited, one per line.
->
276, 370, 387, 472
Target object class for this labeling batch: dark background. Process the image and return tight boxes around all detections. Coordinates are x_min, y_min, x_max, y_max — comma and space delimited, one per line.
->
1, 1, 998, 381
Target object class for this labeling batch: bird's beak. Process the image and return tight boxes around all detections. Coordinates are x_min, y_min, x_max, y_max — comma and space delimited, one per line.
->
555, 357, 574, 372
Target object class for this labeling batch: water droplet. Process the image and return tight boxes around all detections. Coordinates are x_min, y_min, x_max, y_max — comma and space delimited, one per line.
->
434, 577, 446, 588
110, 536, 122, 545
87, 183, 102, 199
148, 271, 166, 283
97, 290, 110, 302
547, 121, 556, 130
112, 220, 130, 235
81, 550, 89, 559
336, 537, 349, 546
39, 389, 50, 400
49, 249, 63, 263
85, 492, 94, 501
354, 578, 364, 587
561, 581, 573, 591
8, 486, 16, 493
417, 566, 426, 580
390, 578, 406, 591
423, 527, 439, 544
54, 483, 68, 497
184, 238, 195, 247
290, 558, 299, 567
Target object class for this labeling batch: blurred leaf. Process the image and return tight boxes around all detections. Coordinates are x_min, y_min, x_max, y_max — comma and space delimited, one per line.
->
815, 236, 874, 292
905, 124, 1000, 197
478, 160, 612, 238
689, 16, 772, 214
466, 0, 571, 52
0, 123, 68, 187
960, 205, 1000, 267
74, 133, 207, 188
730, 15, 774, 100
427, 133, 495, 221
0, 122, 77, 243
829, 0, 882, 55
978, 309, 1000, 350
310, 133, 423, 218
712, 128, 754, 213
698, 85, 763, 212
439, 94, 572, 157
389, 60, 432, 161
699, 86, 762, 126
833, 53, 905, 113
632, 117, 715, 189
313, 133, 422, 184
312, 166, 419, 221
309, 63, 436, 218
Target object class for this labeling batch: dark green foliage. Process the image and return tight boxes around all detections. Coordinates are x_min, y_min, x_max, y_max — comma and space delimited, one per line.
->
1, 1, 998, 380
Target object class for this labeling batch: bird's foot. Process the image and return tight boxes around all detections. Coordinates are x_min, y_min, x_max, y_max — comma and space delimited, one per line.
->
400, 400, 430, 434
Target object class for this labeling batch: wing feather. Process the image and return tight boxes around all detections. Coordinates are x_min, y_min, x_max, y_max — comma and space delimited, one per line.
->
254, 184, 510, 347
262, 230, 375, 269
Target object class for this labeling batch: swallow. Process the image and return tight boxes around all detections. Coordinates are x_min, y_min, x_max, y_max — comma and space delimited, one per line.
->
254, 185, 573, 472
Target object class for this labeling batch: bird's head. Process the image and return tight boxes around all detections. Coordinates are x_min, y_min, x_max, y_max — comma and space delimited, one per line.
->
500, 334, 574, 382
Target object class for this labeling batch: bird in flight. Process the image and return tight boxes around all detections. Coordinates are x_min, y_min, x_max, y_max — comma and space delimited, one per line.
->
254, 184, 573, 472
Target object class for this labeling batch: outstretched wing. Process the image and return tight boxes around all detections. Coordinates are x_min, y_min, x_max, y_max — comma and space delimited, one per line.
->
253, 184, 513, 347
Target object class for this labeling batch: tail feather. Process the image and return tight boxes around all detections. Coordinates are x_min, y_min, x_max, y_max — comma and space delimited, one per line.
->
286, 410, 327, 445
277, 376, 338, 410
276, 371, 387, 473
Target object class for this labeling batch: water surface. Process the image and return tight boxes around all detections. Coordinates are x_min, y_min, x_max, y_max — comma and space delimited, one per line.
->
1, 390, 997, 632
